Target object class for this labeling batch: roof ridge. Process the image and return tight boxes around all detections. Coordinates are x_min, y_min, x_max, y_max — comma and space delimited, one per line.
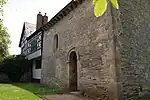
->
24, 22, 36, 26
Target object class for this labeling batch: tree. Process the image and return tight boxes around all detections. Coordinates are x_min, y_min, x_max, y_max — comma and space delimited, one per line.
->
0, 21, 10, 62
0, 0, 6, 16
0, 0, 10, 63
93, 0, 119, 17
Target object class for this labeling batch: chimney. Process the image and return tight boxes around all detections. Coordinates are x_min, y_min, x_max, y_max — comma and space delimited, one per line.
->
42, 13, 48, 25
36, 12, 43, 30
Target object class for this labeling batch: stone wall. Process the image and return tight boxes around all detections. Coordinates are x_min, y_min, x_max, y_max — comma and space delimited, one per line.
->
115, 0, 150, 100
41, 0, 118, 100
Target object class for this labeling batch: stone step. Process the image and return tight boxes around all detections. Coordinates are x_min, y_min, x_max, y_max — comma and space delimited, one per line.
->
69, 91, 81, 96
43, 94, 86, 100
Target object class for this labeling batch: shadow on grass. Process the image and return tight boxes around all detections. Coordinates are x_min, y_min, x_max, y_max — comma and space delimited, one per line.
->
138, 95, 150, 100
12, 83, 60, 98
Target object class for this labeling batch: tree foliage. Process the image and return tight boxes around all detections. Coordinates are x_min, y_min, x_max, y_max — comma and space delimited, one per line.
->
0, 20, 10, 63
0, 0, 10, 63
0, 0, 6, 16
93, 0, 119, 17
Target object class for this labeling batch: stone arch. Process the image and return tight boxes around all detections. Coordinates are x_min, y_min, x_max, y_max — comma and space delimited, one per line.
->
67, 48, 79, 91
67, 47, 79, 61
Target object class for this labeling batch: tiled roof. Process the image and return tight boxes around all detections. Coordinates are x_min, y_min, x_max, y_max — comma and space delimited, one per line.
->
19, 22, 36, 47
27, 0, 84, 40
24, 22, 36, 37
42, 0, 84, 31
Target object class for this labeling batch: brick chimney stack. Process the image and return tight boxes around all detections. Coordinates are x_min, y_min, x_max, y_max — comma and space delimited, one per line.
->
36, 12, 43, 30
42, 13, 48, 25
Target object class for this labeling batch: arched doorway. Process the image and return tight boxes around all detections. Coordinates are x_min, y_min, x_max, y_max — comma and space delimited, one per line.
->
69, 51, 78, 91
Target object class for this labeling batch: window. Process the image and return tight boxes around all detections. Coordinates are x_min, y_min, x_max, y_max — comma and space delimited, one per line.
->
31, 39, 37, 52
35, 59, 41, 69
37, 41, 41, 49
53, 34, 58, 52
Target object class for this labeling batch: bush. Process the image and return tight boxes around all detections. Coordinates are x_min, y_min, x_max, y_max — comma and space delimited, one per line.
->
0, 55, 32, 82
20, 72, 32, 82
0, 73, 10, 83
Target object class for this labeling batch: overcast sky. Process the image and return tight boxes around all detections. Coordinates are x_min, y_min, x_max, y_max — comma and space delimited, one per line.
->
3, 0, 71, 55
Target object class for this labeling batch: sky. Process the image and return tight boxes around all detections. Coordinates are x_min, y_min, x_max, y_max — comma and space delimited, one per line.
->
3, 0, 71, 55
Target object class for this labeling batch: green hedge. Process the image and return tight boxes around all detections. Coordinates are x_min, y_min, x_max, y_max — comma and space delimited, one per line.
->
0, 55, 32, 82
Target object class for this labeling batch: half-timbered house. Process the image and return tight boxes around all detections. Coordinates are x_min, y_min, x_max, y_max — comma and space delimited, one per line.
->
19, 12, 48, 81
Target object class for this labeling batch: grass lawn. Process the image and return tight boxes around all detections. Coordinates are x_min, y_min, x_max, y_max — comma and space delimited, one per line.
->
0, 83, 59, 100
2, 83, 149, 100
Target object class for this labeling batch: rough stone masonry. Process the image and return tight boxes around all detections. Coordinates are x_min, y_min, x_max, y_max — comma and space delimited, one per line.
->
41, 0, 150, 100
